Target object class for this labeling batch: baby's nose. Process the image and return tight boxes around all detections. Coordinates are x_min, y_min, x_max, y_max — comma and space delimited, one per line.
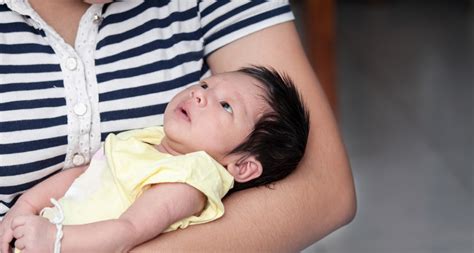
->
191, 90, 207, 106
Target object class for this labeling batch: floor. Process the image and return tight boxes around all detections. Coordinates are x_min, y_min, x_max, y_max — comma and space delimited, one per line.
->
299, 2, 473, 253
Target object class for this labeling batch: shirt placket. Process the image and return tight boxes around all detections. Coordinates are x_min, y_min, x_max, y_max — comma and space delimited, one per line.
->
11, 1, 104, 168
72, 6, 104, 168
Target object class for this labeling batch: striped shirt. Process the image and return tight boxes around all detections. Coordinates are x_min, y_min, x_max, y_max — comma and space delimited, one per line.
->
0, 0, 294, 218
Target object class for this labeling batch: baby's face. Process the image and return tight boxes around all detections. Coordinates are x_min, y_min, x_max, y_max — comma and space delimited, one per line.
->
162, 71, 268, 164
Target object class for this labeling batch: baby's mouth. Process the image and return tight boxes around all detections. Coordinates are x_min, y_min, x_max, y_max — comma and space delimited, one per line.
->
181, 108, 188, 117
179, 107, 191, 121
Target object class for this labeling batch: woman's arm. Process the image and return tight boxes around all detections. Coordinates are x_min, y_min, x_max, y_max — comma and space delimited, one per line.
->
11, 183, 205, 253
133, 21, 356, 252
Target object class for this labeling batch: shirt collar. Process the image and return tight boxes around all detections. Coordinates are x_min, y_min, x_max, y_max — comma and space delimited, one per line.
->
1, 0, 36, 17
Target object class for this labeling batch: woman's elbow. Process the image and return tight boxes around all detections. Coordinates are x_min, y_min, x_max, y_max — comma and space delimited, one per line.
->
340, 181, 357, 226
334, 165, 357, 228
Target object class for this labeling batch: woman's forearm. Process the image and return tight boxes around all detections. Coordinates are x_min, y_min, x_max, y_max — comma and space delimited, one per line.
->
133, 163, 355, 252
133, 133, 356, 252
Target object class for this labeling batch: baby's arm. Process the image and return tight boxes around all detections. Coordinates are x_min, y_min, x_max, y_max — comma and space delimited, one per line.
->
0, 166, 87, 252
17, 166, 88, 214
12, 183, 205, 253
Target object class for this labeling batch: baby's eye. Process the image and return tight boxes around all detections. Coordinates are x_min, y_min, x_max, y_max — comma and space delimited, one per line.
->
220, 102, 233, 114
200, 82, 208, 89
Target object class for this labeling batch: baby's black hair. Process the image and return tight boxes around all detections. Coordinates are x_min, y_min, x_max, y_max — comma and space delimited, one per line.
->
228, 66, 310, 193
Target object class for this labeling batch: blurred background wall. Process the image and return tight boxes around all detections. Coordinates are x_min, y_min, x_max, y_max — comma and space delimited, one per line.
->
291, 0, 473, 252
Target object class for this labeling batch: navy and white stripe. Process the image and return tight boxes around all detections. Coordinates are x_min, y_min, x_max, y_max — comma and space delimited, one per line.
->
0, 0, 293, 218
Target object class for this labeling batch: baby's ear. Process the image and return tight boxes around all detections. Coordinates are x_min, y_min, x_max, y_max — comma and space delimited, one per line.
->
226, 155, 263, 183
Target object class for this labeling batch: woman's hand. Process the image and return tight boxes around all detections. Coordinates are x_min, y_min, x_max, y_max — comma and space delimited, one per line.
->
11, 215, 55, 253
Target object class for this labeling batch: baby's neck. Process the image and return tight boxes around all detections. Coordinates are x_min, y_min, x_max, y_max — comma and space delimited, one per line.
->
155, 139, 182, 156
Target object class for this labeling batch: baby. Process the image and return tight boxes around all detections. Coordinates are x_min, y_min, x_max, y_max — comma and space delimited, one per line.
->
0, 66, 309, 253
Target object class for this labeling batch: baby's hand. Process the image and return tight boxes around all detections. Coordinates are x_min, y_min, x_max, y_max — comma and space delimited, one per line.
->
0, 218, 13, 253
0, 201, 37, 253
11, 215, 55, 253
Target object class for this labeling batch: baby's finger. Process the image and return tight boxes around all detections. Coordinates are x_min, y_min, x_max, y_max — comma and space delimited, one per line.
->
14, 237, 25, 251
12, 227, 23, 240
10, 216, 26, 231
0, 229, 13, 253
0, 241, 8, 253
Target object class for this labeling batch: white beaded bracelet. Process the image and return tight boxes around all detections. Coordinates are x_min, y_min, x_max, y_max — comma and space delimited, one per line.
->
49, 198, 64, 253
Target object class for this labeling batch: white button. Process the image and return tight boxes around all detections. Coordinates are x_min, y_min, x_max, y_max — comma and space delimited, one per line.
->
72, 154, 85, 166
93, 14, 103, 24
66, 57, 77, 70
74, 103, 87, 116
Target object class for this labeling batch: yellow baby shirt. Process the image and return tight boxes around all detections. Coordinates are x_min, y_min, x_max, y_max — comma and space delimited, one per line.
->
41, 126, 234, 232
